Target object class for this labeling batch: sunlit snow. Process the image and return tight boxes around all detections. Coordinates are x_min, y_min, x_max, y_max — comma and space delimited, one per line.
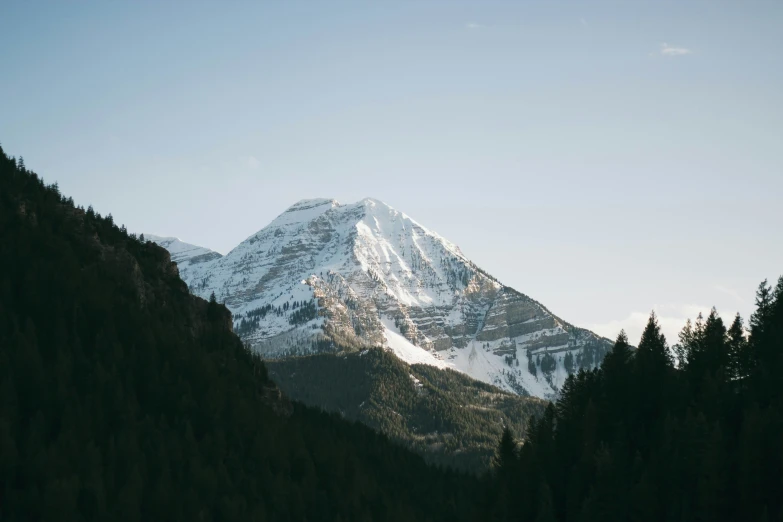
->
149, 197, 609, 399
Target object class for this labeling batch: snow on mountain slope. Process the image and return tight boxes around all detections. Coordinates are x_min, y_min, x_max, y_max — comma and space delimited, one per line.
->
381, 316, 450, 369
145, 234, 223, 284
152, 198, 611, 398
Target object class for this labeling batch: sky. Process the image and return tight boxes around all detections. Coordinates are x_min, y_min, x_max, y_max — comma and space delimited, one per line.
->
2, 1, 782, 344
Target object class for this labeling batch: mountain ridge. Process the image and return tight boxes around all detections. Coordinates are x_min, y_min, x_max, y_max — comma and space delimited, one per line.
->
151, 197, 612, 398
143, 233, 224, 284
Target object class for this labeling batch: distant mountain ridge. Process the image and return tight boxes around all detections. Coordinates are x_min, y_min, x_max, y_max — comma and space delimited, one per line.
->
143, 233, 223, 283
150, 197, 611, 398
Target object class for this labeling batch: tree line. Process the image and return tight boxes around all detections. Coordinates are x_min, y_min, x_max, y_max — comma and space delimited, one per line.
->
489, 279, 783, 521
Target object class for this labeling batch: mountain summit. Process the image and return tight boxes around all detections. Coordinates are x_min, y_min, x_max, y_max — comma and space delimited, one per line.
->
151, 198, 610, 397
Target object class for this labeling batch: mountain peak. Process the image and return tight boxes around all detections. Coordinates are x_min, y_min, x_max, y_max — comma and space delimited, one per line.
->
288, 198, 340, 211
358, 196, 388, 207
153, 197, 612, 398
266, 198, 341, 229
143, 234, 220, 261
145, 235, 223, 284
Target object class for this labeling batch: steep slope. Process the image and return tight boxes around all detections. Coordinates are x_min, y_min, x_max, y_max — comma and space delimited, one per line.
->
0, 147, 480, 521
143, 233, 223, 283
267, 348, 547, 472
153, 197, 611, 398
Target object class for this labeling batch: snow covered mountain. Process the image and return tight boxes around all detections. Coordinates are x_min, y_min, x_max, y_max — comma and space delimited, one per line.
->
150, 198, 611, 398
142, 234, 223, 284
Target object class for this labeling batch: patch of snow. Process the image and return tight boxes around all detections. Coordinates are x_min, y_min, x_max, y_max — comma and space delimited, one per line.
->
382, 317, 450, 370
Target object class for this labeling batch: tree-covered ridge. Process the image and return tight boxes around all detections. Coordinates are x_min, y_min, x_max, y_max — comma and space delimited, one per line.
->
6, 141, 780, 521
0, 146, 480, 521
267, 348, 547, 471
489, 281, 783, 521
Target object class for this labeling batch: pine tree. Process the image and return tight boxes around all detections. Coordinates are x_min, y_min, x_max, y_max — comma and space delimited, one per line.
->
684, 309, 728, 386
727, 313, 748, 380
493, 427, 517, 474
534, 483, 557, 522
635, 311, 673, 375
749, 280, 772, 343
748, 278, 783, 398
602, 330, 632, 403
564, 351, 575, 374
675, 319, 693, 368
703, 309, 728, 370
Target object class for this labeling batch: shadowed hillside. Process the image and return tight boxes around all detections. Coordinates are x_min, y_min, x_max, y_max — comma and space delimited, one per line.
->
0, 146, 481, 522
267, 347, 547, 471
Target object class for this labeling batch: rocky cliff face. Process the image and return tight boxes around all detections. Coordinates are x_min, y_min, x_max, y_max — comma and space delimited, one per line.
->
151, 198, 611, 398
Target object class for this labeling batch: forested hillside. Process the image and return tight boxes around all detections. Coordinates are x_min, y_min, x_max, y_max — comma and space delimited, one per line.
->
4, 142, 780, 522
489, 283, 783, 521
267, 348, 546, 471
0, 146, 480, 521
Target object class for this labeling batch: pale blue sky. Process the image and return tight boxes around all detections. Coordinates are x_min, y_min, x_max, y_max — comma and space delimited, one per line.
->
2, 1, 781, 342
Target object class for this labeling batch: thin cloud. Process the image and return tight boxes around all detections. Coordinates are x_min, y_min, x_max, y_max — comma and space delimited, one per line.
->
465, 22, 484, 30
659, 42, 692, 56
580, 18, 588, 28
